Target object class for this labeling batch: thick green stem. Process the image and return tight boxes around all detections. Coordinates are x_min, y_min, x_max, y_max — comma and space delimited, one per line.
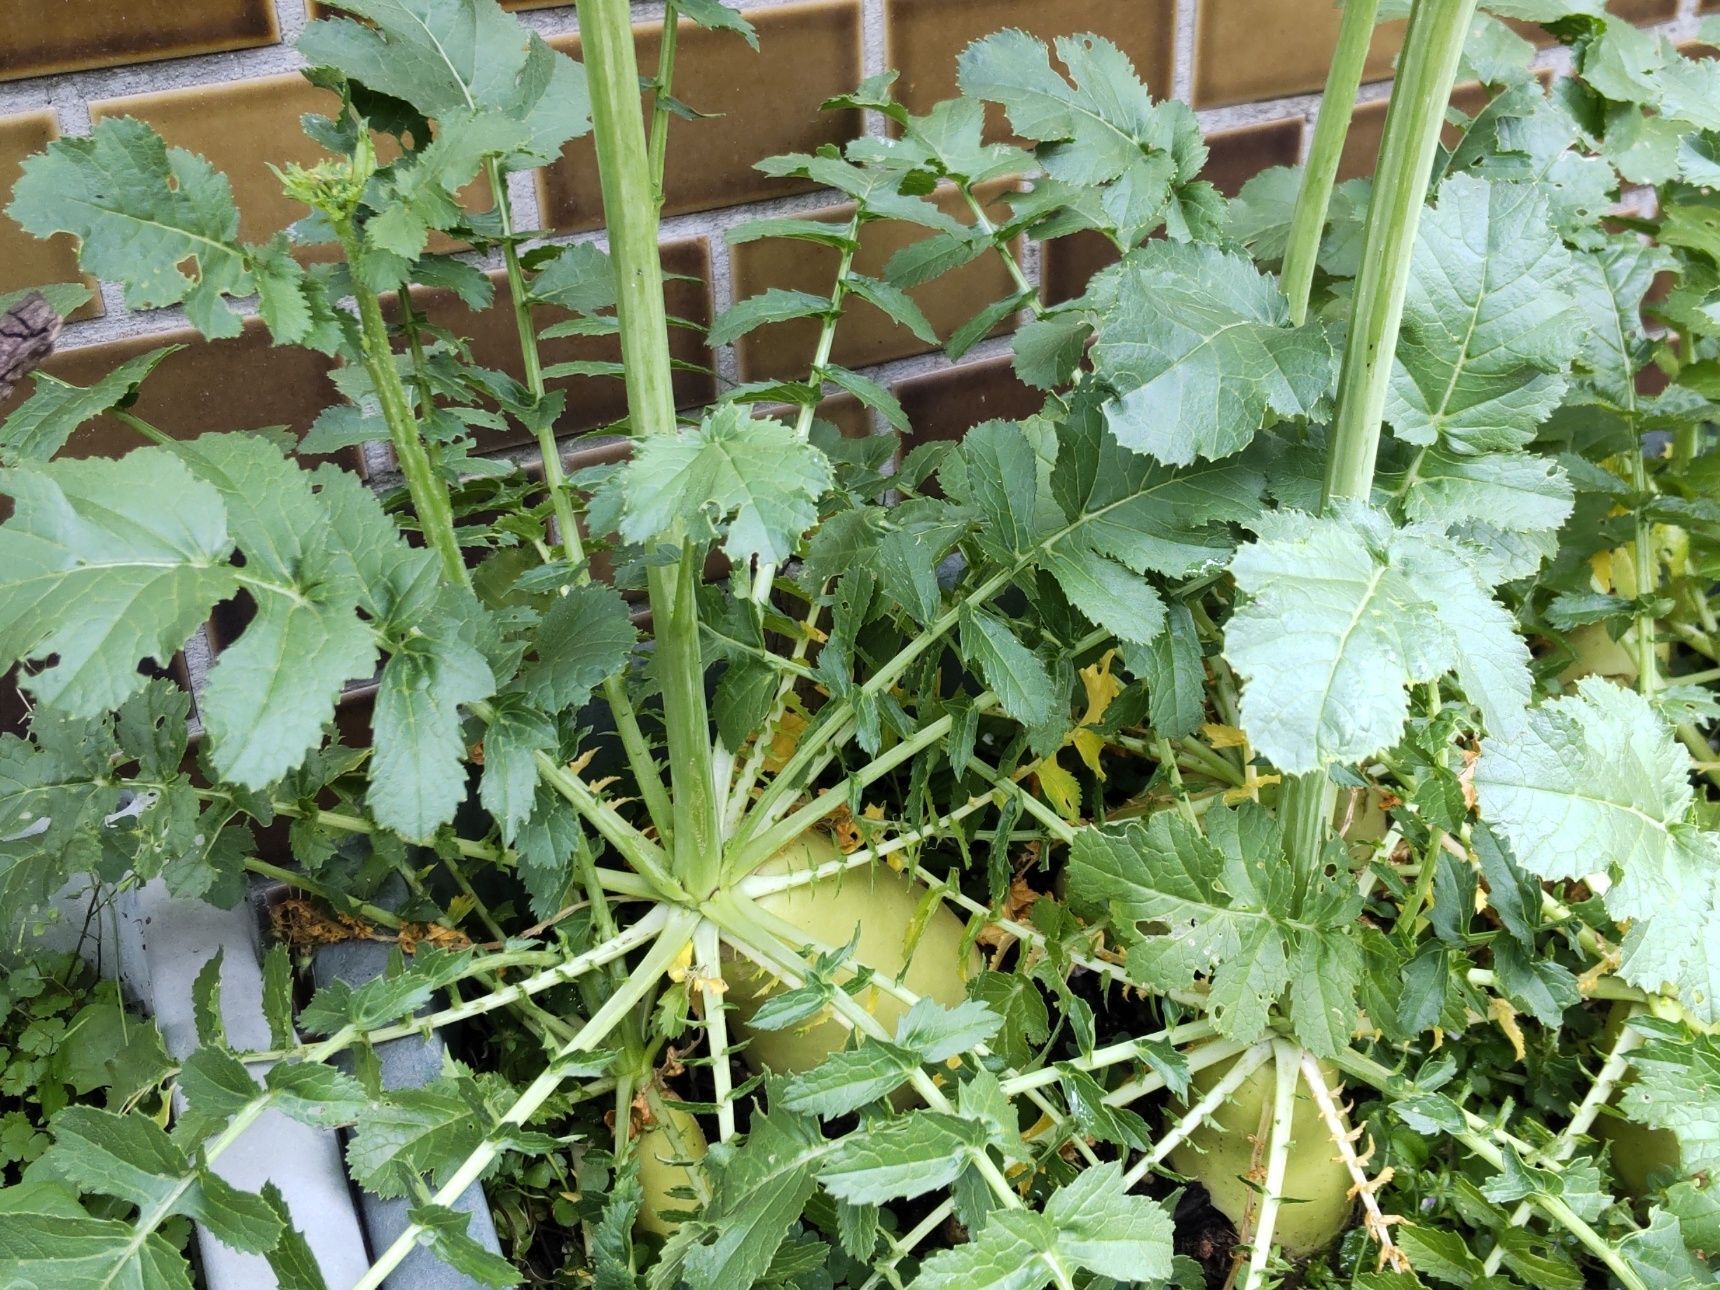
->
1277, 771, 1334, 915
1281, 0, 1382, 323
335, 222, 469, 589
658, 547, 723, 893
1242, 1041, 1303, 1290
484, 158, 674, 840
578, 0, 721, 894
1281, 0, 1475, 878
1324, 0, 1476, 506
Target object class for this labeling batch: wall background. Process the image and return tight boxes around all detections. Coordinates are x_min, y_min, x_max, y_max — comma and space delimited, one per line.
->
0, 0, 1711, 725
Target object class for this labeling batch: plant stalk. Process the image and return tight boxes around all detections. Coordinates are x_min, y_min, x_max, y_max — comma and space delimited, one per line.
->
483, 156, 674, 839
577, 0, 722, 894
335, 221, 469, 589
1281, 0, 1382, 323
1323, 0, 1476, 506
1280, 0, 1476, 881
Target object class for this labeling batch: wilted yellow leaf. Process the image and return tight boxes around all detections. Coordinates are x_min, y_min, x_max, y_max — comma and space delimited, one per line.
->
1035, 755, 1084, 821
1071, 650, 1123, 776
1488, 996, 1526, 1062
1202, 723, 1248, 748
763, 709, 809, 773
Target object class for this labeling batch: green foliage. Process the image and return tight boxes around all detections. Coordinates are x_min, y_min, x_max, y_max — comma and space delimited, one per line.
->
0, 0, 1716, 1285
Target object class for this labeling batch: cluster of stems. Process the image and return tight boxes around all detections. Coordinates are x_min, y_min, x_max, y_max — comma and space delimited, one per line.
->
180, 0, 1690, 1281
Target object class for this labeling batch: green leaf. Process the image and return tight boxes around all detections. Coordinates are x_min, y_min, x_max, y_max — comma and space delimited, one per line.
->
1094, 240, 1333, 465
652, 1105, 824, 1290
45, 1105, 282, 1254
529, 242, 616, 313
366, 108, 530, 258
823, 365, 908, 432
262, 945, 296, 1050
1398, 450, 1574, 540
1476, 680, 1720, 1016
1622, 1026, 1720, 1174
1124, 599, 1203, 739
345, 1079, 489, 1198
0, 348, 179, 465
478, 694, 556, 842
175, 434, 379, 788
1069, 805, 1361, 1052
1227, 503, 1530, 774
0, 1202, 195, 1290
1491, 937, 1579, 1027
957, 31, 1204, 246
0, 450, 238, 717
259, 1182, 331, 1290
959, 608, 1056, 728
671, 0, 758, 48
709, 288, 831, 347
519, 582, 637, 714
1619, 1206, 1709, 1289
909, 1208, 1055, 1290
1012, 314, 1091, 391
267, 1063, 374, 1129
846, 274, 937, 345
950, 419, 1037, 559
7, 118, 322, 343
598, 404, 832, 567
1041, 543, 1165, 645
781, 1042, 918, 1117
894, 998, 1002, 1062
1386, 176, 1582, 453
300, 0, 589, 164
408, 1203, 521, 1287
1398, 1223, 1487, 1284
300, 947, 479, 1033
368, 624, 495, 841
970, 972, 1050, 1068
1568, 237, 1673, 409
1043, 1162, 1174, 1283
0, 721, 119, 925
816, 1112, 988, 1205
179, 1045, 259, 1121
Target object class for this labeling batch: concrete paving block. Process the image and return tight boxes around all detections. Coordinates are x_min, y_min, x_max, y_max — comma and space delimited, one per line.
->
313, 934, 503, 1289
119, 880, 373, 1290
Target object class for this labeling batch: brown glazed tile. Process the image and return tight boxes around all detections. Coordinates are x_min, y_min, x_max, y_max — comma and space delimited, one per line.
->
91, 75, 489, 257
1194, 0, 1406, 108
1203, 118, 1306, 196
308, 0, 564, 13
728, 181, 1020, 382
1337, 81, 1493, 180
887, 0, 1177, 134
405, 238, 716, 447
0, 317, 348, 466
1608, 0, 1679, 20
896, 356, 1042, 448
1040, 119, 1304, 305
0, 112, 103, 321
1041, 230, 1121, 308
538, 2, 863, 232
0, 0, 278, 84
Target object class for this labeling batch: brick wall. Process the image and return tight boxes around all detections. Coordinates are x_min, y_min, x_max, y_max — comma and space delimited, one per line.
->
0, 0, 1708, 728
